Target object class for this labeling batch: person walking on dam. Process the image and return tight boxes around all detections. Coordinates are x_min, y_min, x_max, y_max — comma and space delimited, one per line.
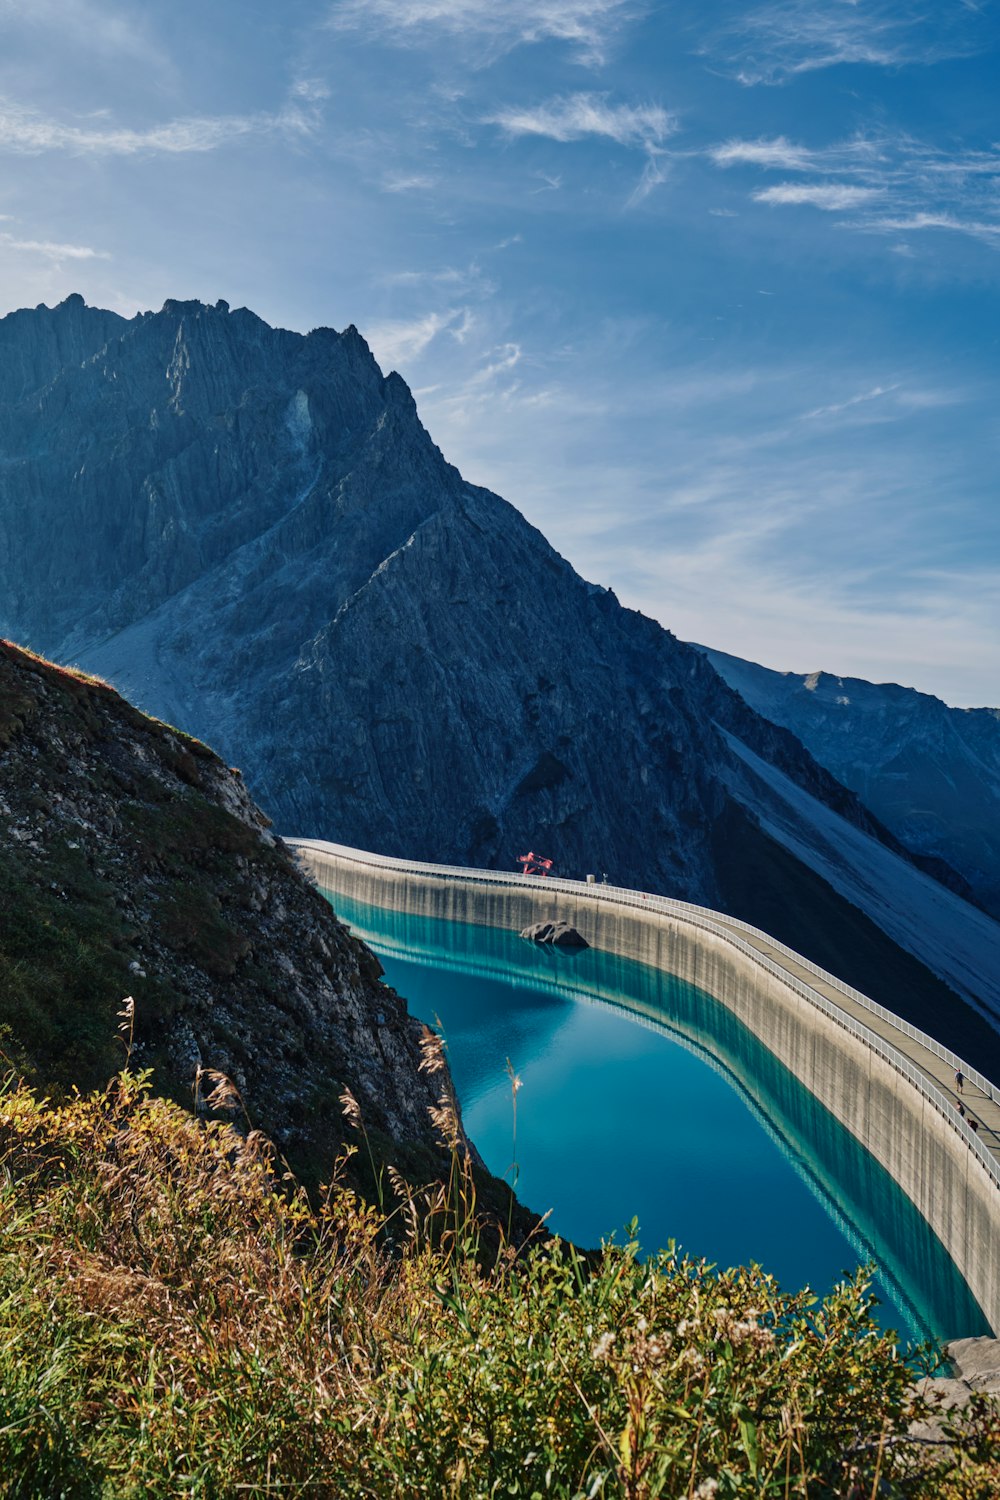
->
955, 1069, 964, 1094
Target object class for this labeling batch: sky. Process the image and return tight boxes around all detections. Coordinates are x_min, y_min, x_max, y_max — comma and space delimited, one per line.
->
0, 0, 997, 706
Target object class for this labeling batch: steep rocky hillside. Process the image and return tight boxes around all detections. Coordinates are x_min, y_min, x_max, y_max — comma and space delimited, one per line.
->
0, 639, 464, 1189
1, 295, 999, 1063
698, 647, 1000, 922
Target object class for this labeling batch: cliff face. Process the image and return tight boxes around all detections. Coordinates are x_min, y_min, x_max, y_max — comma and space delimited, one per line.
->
1, 295, 999, 1050
699, 647, 1000, 923
0, 639, 454, 1184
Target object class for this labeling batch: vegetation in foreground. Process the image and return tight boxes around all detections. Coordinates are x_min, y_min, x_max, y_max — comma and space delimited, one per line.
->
1, 1057, 999, 1499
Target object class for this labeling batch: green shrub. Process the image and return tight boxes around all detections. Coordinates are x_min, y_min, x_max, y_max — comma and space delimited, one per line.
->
0, 1070, 995, 1498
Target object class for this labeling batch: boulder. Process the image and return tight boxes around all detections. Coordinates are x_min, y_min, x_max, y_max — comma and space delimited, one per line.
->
946, 1336, 1000, 1391
520, 920, 589, 948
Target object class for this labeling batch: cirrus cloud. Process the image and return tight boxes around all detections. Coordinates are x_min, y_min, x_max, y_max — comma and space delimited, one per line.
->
487, 92, 674, 149
0, 231, 110, 260
707, 0, 985, 86
0, 96, 316, 157
709, 131, 1000, 246
754, 183, 880, 210
328, 0, 642, 66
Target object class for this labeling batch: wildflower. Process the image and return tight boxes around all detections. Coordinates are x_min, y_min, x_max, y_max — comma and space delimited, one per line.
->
117, 996, 135, 1036
591, 1331, 616, 1363
644, 1332, 672, 1364
694, 1480, 719, 1499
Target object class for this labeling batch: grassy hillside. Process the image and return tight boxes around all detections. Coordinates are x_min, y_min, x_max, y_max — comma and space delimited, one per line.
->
0, 638, 527, 1235
2, 1066, 998, 1499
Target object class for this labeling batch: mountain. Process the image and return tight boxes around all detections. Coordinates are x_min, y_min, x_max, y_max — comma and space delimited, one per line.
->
697, 647, 1000, 923
2, 294, 999, 1069
0, 637, 461, 1190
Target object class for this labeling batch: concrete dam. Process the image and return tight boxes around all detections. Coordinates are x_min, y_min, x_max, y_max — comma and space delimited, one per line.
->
288, 837, 1000, 1335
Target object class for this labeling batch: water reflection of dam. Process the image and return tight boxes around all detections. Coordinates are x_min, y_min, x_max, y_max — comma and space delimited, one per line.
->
331, 889, 988, 1343
288, 839, 1000, 1339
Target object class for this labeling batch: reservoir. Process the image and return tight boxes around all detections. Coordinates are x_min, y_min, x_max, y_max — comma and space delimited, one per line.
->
324, 889, 990, 1347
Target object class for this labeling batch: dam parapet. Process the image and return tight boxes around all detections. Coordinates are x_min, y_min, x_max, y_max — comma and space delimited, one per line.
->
287, 837, 1000, 1335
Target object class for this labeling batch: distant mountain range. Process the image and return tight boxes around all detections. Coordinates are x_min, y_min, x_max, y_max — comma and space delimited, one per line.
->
2, 293, 998, 1066
697, 648, 1000, 923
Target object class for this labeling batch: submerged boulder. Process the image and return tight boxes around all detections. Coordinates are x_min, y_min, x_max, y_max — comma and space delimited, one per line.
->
520, 920, 589, 948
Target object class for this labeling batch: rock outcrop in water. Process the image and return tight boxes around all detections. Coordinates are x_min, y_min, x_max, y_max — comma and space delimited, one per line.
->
520, 921, 589, 948
1, 294, 999, 1057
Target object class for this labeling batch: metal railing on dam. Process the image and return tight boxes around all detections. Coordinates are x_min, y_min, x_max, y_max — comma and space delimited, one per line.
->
287, 836, 1000, 1333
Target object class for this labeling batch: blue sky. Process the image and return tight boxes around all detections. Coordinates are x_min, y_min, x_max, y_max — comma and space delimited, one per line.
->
0, 1, 997, 705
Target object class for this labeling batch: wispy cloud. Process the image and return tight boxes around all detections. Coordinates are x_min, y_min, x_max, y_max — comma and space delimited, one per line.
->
383, 265, 477, 286
755, 183, 880, 210
487, 92, 674, 203
363, 307, 472, 367
0, 96, 316, 157
709, 0, 984, 86
710, 131, 1000, 247
290, 78, 332, 102
856, 212, 1000, 243
328, 0, 641, 66
710, 134, 882, 173
711, 136, 816, 171
626, 153, 669, 206
488, 93, 673, 149
802, 383, 900, 420
0, 231, 110, 261
1, 0, 167, 70
409, 325, 994, 704
461, 342, 523, 388
381, 172, 438, 192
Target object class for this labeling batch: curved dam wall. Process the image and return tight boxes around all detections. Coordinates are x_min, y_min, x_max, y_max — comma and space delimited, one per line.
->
289, 838, 1000, 1335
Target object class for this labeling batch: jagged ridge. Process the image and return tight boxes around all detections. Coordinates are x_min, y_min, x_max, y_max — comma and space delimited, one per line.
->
1, 295, 998, 1063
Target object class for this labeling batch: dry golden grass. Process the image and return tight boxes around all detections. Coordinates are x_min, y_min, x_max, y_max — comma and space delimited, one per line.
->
0, 1058, 998, 1497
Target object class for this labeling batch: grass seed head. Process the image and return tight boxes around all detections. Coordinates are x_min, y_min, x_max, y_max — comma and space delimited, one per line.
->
418, 1026, 446, 1076
339, 1087, 363, 1130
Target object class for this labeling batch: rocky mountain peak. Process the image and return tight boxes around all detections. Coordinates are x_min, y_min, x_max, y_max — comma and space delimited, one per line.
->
0, 291, 128, 406
2, 295, 999, 1070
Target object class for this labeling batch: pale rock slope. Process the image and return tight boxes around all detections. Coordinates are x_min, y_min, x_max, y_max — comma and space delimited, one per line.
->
700, 648, 1000, 922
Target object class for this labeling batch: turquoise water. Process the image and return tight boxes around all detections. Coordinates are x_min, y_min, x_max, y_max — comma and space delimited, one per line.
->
325, 890, 990, 1346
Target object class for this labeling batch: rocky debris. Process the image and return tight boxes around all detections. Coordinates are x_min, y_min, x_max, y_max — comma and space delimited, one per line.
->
947, 1336, 1000, 1391
910, 1337, 1000, 1446
520, 920, 589, 948
0, 639, 457, 1186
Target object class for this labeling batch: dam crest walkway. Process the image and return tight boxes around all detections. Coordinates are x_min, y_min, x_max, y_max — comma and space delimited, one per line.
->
288, 838, 1000, 1195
